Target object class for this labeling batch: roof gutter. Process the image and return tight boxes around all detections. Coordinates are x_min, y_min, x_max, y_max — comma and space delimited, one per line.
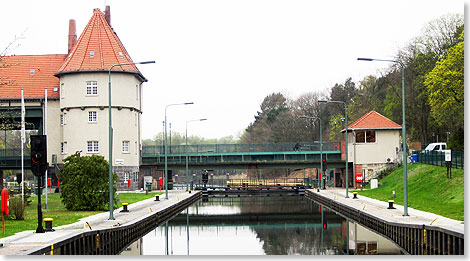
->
54, 69, 148, 82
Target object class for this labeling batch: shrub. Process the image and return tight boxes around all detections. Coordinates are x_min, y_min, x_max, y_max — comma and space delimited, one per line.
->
8, 195, 25, 220
58, 153, 117, 211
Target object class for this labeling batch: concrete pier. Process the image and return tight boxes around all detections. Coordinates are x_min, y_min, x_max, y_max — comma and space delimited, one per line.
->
0, 190, 200, 255
306, 188, 464, 255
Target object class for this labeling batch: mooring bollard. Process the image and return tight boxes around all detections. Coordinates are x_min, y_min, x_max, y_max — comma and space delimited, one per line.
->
121, 203, 129, 212
44, 218, 54, 232
353, 192, 358, 199
155, 195, 160, 201
387, 200, 395, 209
317, 188, 320, 192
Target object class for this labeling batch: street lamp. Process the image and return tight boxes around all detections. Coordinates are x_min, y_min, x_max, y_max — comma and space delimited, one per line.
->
318, 100, 349, 198
165, 102, 194, 199
186, 118, 207, 191
298, 116, 323, 189
108, 60, 155, 220
357, 57, 408, 216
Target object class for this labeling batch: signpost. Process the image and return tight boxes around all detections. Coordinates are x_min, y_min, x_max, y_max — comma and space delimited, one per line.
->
445, 150, 452, 179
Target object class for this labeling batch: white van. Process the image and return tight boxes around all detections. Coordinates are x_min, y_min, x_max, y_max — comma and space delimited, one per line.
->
424, 142, 447, 152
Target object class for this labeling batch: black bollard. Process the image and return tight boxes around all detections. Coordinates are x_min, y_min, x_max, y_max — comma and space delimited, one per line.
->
353, 192, 358, 199
387, 200, 395, 209
121, 203, 129, 212
44, 218, 54, 232
155, 195, 160, 201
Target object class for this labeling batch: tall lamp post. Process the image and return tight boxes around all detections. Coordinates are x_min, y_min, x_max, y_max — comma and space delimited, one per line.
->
318, 100, 349, 198
298, 116, 323, 189
185, 118, 207, 191
357, 57, 408, 216
108, 60, 155, 220
165, 102, 194, 199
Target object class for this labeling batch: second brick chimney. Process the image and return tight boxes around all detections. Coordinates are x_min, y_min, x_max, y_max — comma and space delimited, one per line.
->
68, 19, 77, 54
105, 5, 111, 26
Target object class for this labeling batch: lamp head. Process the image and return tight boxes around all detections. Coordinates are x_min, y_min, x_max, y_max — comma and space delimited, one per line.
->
200, 118, 207, 121
185, 102, 194, 105
357, 58, 374, 61
138, 61, 156, 64
318, 100, 328, 103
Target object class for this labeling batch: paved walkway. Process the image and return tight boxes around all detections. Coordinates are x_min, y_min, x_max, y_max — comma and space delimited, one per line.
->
0, 190, 197, 255
309, 188, 464, 234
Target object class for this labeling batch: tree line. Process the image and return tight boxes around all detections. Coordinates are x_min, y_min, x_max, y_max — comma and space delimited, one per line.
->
241, 14, 464, 151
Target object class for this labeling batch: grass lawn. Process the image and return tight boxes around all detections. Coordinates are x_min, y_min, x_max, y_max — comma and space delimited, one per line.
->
353, 163, 464, 221
0, 192, 162, 239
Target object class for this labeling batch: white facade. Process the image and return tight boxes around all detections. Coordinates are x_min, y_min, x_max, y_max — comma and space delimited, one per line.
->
347, 129, 400, 165
58, 72, 143, 188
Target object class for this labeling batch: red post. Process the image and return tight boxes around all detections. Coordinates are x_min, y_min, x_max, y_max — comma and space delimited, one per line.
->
1, 188, 9, 234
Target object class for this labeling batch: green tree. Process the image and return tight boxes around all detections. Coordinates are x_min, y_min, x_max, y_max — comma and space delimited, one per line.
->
58, 153, 117, 211
424, 30, 464, 149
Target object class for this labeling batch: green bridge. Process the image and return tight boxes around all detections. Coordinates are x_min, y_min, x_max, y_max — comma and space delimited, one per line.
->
0, 142, 343, 170
141, 142, 343, 170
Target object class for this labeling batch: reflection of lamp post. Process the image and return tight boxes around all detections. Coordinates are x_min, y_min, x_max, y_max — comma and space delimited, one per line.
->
108, 60, 155, 220
186, 119, 207, 191
357, 57, 408, 216
318, 100, 349, 198
165, 102, 193, 199
298, 115, 323, 189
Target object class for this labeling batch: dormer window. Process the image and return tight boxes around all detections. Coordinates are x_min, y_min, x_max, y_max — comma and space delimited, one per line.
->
30, 69, 35, 75
118, 52, 123, 57
90, 51, 95, 57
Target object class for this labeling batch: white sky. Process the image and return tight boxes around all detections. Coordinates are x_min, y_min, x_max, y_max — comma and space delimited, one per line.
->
0, 0, 464, 140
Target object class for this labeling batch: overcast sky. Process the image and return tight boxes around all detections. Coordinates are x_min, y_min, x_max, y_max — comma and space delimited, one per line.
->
0, 0, 463, 140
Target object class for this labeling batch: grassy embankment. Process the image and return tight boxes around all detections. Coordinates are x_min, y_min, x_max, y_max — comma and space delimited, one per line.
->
0, 192, 162, 239
353, 163, 464, 221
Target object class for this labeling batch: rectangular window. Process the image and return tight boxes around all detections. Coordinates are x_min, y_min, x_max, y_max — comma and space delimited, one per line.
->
86, 81, 98, 95
60, 83, 64, 98
122, 141, 130, 153
88, 111, 97, 123
61, 142, 68, 154
366, 131, 376, 143
355, 131, 365, 143
87, 141, 99, 153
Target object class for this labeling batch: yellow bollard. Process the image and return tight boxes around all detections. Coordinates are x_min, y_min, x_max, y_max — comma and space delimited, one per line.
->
363, 204, 367, 210
50, 244, 54, 255
148, 208, 152, 213
334, 195, 338, 200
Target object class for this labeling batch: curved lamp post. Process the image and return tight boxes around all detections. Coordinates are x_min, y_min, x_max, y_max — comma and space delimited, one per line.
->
298, 115, 323, 189
108, 60, 155, 220
165, 102, 194, 199
357, 57, 408, 216
318, 100, 349, 198
185, 118, 207, 191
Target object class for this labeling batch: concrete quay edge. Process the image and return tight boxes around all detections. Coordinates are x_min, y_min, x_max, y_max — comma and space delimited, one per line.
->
307, 188, 464, 235
0, 190, 200, 255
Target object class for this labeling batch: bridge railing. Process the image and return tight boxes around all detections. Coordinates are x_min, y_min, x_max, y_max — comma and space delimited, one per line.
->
142, 142, 341, 156
175, 177, 316, 189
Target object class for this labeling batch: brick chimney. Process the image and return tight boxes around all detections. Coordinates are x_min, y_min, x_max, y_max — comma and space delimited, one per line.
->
68, 19, 77, 54
105, 5, 111, 26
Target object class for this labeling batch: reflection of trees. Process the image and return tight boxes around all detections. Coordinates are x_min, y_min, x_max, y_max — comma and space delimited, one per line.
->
234, 196, 346, 255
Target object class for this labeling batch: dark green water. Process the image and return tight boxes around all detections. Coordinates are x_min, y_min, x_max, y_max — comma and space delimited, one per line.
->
121, 195, 405, 255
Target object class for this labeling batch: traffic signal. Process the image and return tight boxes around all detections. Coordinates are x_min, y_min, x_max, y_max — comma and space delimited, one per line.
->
31, 135, 47, 177
322, 155, 327, 172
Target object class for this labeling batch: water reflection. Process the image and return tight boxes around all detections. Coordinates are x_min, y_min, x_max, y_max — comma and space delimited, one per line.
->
121, 195, 405, 255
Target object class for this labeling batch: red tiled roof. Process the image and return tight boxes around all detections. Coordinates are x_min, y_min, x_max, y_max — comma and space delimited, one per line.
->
0, 54, 66, 99
56, 8, 144, 80
346, 110, 402, 130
